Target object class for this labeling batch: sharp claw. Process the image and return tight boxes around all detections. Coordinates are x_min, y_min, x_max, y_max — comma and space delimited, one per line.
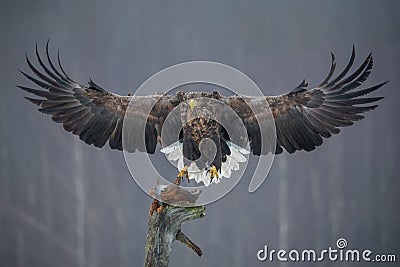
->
156, 205, 164, 214
178, 166, 188, 178
208, 165, 219, 183
150, 199, 166, 215
150, 199, 160, 216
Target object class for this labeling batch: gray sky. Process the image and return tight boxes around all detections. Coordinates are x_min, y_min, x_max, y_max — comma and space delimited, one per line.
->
1, 1, 399, 266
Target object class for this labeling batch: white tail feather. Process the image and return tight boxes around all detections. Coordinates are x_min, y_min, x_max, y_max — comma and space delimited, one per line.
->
160, 140, 249, 186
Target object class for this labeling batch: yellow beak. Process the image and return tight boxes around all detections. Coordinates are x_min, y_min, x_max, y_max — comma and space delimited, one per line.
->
189, 99, 195, 110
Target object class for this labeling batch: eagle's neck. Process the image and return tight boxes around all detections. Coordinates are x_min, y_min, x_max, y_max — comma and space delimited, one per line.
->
178, 93, 223, 171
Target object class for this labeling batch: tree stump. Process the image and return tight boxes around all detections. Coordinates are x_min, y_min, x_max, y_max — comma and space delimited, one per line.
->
144, 183, 205, 267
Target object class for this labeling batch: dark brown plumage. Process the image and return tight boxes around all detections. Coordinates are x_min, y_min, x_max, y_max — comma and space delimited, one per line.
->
226, 46, 386, 155
17, 43, 386, 176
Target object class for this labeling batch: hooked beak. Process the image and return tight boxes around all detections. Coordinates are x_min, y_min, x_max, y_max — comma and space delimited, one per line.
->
189, 99, 195, 110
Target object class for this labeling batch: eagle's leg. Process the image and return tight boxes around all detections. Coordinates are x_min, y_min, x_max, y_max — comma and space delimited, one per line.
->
177, 166, 189, 183
208, 165, 219, 183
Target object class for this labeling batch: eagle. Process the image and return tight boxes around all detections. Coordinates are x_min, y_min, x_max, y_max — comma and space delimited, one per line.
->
17, 43, 386, 187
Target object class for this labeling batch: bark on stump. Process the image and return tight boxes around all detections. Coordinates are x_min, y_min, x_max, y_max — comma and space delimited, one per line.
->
144, 182, 205, 267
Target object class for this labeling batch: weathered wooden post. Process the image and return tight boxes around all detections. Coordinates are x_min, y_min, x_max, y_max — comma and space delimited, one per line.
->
144, 183, 205, 267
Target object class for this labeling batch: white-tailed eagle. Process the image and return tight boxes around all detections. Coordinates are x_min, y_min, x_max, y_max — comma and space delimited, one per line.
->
17, 43, 386, 186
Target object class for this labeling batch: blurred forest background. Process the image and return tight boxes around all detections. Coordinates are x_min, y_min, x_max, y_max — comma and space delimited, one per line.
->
0, 0, 399, 266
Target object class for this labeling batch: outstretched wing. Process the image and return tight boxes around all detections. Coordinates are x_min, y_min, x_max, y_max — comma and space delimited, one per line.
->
226, 47, 386, 155
17, 43, 177, 153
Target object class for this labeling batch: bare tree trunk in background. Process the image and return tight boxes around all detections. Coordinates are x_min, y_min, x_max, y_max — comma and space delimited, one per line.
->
377, 128, 393, 247
38, 118, 52, 231
310, 168, 323, 248
27, 113, 37, 213
99, 152, 128, 266
362, 122, 373, 236
0, 93, 8, 209
73, 140, 86, 267
278, 155, 288, 267
328, 139, 344, 242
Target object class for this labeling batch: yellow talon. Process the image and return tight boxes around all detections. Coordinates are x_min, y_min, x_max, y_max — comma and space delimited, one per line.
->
178, 166, 189, 178
209, 165, 219, 181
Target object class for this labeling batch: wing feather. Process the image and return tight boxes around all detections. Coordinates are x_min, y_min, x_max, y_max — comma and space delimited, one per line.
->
225, 47, 386, 155
17, 44, 177, 152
